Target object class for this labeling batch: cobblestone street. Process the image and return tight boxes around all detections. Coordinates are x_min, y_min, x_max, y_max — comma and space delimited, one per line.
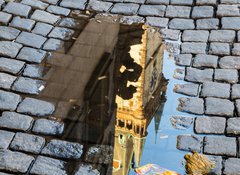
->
0, 0, 240, 174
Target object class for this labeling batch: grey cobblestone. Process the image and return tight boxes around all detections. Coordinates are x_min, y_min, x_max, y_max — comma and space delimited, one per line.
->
111, 3, 140, 15
0, 41, 22, 58
42, 0, 59, 5
209, 30, 236, 42
58, 18, 84, 29
171, 0, 193, 5
196, 18, 219, 29
146, 17, 168, 28
23, 64, 44, 78
43, 38, 64, 51
32, 22, 53, 36
217, 5, 240, 17
204, 136, 237, 156
178, 97, 204, 114
195, 117, 226, 134
0, 26, 20, 40
185, 67, 213, 83
231, 84, 240, 99
31, 10, 61, 25
165, 6, 191, 18
201, 82, 230, 98
205, 97, 234, 117
0, 112, 33, 131
174, 84, 199, 96
192, 6, 214, 18
21, 0, 49, 10
60, 0, 87, 10
175, 54, 192, 66
17, 97, 54, 117
3, 2, 31, 17
193, 54, 218, 68
209, 42, 230, 55
160, 29, 180, 40
219, 56, 240, 69
0, 149, 34, 173
0, 90, 22, 111
196, 0, 217, 5
47, 5, 71, 16
235, 100, 240, 116
0, 12, 12, 25
232, 43, 240, 55
170, 116, 193, 130
169, 18, 194, 30
87, 0, 113, 12
227, 118, 240, 135
16, 32, 47, 49
0, 130, 15, 149
0, 73, 16, 90
223, 158, 240, 175
139, 5, 166, 16
182, 30, 209, 42
177, 135, 203, 152
146, 0, 169, 4
120, 16, 145, 25
33, 119, 64, 136
181, 42, 207, 54
41, 139, 83, 159
10, 132, 45, 154
17, 47, 46, 63
48, 27, 75, 41
214, 69, 238, 83
30, 156, 67, 175
207, 155, 222, 175
10, 17, 36, 31
222, 17, 240, 30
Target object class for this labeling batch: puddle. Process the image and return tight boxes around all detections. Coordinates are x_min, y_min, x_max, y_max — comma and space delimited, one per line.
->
29, 15, 196, 174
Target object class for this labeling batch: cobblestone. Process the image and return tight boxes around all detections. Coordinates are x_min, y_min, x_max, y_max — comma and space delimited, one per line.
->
60, 0, 87, 10
170, 116, 193, 130
232, 43, 240, 55
232, 84, 240, 99
219, 56, 240, 69
31, 10, 61, 25
196, 0, 217, 5
21, 0, 49, 10
0, 130, 15, 149
0, 26, 20, 40
171, 0, 193, 5
195, 117, 226, 134
74, 164, 100, 175
209, 30, 236, 43
196, 18, 219, 29
43, 38, 64, 51
169, 18, 194, 30
192, 6, 214, 18
177, 135, 203, 152
0, 73, 16, 90
17, 47, 46, 63
30, 156, 67, 175
205, 97, 234, 117
181, 42, 206, 54
146, 17, 168, 28
111, 3, 140, 15
0, 12, 12, 25
146, 0, 169, 4
160, 29, 180, 40
10, 132, 45, 154
201, 82, 230, 98
23, 64, 44, 78
235, 100, 240, 116
32, 22, 53, 36
48, 27, 74, 41
185, 67, 213, 83
174, 84, 199, 96
174, 54, 192, 66
47, 5, 71, 16
139, 5, 166, 16
217, 5, 240, 17
41, 140, 83, 159
226, 118, 240, 135
178, 97, 204, 114
182, 30, 209, 42
0, 112, 33, 131
165, 6, 191, 18
193, 54, 218, 68
215, 69, 238, 83
222, 17, 240, 30
0, 90, 22, 111
16, 32, 47, 49
223, 158, 240, 175
17, 97, 55, 117
120, 16, 145, 25
33, 119, 64, 135
3, 2, 31, 17
204, 136, 237, 156
10, 17, 35, 32
209, 42, 230, 55
0, 41, 22, 58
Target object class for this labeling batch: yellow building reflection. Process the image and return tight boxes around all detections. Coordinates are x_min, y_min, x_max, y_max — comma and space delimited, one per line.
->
113, 25, 167, 175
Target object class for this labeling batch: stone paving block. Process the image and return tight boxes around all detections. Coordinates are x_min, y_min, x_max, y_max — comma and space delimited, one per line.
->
32, 22, 53, 36
124, 0, 145, 3
41, 139, 83, 159
30, 156, 67, 175
226, 118, 240, 135
146, 0, 169, 4
0, 12, 12, 25
0, 73, 16, 90
85, 145, 113, 164
177, 135, 203, 152
0, 173, 12, 175
185, 67, 213, 83
60, 0, 87, 10
238, 31, 240, 42
222, 17, 240, 30
201, 82, 230, 98
196, 18, 219, 29
232, 43, 240, 55
178, 97, 204, 114
181, 42, 207, 54
209, 30, 236, 42
146, 17, 168, 28
0, 41, 22, 58
0, 112, 33, 131
3, 2, 31, 17
204, 136, 237, 156
192, 6, 214, 18
33, 119, 64, 135
47, 5, 71, 16
139, 5, 166, 16
182, 30, 209, 42
10, 132, 45, 154
170, 0, 193, 5
21, 0, 49, 10
23, 64, 44, 78
217, 5, 240, 17
0, 149, 34, 173
207, 155, 222, 175
235, 100, 240, 116
232, 84, 240, 99
17, 47, 46, 64
169, 18, 194, 30
160, 29, 180, 40
175, 54, 192, 66
219, 56, 240, 69
193, 54, 218, 68
223, 158, 240, 175
48, 27, 75, 41
31, 10, 61, 25
165, 5, 191, 18
205, 97, 234, 117
58, 18, 86, 29
87, 0, 113, 12
74, 164, 100, 175
173, 68, 185, 80
12, 77, 44, 95
17, 98, 54, 117
111, 3, 139, 15
120, 16, 145, 25
10, 16, 35, 31
196, 0, 217, 5
214, 69, 238, 83
170, 116, 194, 130
0, 130, 15, 149
0, 90, 22, 111
41, 0, 59, 4
209, 42, 230, 55
174, 84, 199, 96
16, 32, 47, 49
0, 26, 20, 40
221, 0, 240, 3
43, 38, 64, 51
195, 117, 226, 134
